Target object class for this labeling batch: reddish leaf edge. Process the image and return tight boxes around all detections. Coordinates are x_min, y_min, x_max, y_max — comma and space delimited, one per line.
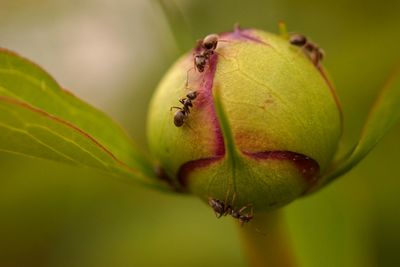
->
0, 95, 168, 190
0, 47, 153, 168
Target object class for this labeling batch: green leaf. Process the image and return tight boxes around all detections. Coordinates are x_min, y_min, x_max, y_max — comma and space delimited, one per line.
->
321, 66, 400, 185
0, 48, 164, 190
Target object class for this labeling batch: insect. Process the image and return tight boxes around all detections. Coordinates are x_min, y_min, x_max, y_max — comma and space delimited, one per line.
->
186, 34, 220, 87
230, 205, 254, 226
193, 34, 219, 72
208, 197, 254, 226
202, 33, 219, 51
208, 197, 231, 218
170, 91, 198, 127
289, 33, 325, 67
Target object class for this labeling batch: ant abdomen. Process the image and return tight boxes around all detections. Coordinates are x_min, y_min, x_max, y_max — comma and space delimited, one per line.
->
289, 34, 307, 46
173, 110, 186, 127
202, 34, 219, 51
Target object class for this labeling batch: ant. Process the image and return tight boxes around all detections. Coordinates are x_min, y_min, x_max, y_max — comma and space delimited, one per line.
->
208, 197, 254, 226
208, 198, 230, 218
194, 33, 219, 72
186, 34, 220, 87
289, 33, 325, 68
170, 91, 198, 127
231, 205, 254, 226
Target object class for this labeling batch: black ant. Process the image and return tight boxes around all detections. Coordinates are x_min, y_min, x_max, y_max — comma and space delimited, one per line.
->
194, 33, 219, 72
186, 34, 220, 87
208, 197, 254, 226
289, 33, 325, 67
231, 205, 254, 226
170, 91, 198, 127
208, 198, 230, 218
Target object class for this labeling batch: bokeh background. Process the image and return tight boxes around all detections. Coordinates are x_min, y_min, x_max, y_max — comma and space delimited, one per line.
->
1, 0, 400, 266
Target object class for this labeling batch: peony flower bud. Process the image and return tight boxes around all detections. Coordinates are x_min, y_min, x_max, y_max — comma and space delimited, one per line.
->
147, 27, 342, 212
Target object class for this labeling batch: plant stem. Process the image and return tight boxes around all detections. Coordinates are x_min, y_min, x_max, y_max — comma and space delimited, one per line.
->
238, 210, 297, 267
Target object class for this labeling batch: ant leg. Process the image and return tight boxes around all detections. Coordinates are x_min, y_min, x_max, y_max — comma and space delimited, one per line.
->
225, 192, 236, 216
217, 39, 231, 44
223, 187, 230, 205
238, 203, 253, 213
318, 49, 325, 61
186, 67, 195, 88
316, 49, 324, 68
238, 206, 247, 213
309, 50, 318, 66
214, 51, 228, 60
220, 188, 229, 216
231, 192, 237, 207
170, 106, 182, 111
308, 49, 323, 69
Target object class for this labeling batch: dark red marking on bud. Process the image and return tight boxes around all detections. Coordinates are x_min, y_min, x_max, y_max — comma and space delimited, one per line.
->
243, 151, 320, 191
176, 150, 320, 191
177, 156, 224, 188
176, 35, 227, 190
195, 53, 225, 156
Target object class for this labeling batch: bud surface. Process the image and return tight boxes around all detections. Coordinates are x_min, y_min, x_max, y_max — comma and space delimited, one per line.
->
147, 28, 342, 211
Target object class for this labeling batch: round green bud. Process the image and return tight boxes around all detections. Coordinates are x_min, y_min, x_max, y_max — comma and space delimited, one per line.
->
147, 28, 342, 212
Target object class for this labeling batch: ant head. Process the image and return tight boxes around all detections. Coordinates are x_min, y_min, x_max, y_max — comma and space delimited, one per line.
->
203, 34, 219, 50
289, 34, 307, 46
186, 91, 198, 100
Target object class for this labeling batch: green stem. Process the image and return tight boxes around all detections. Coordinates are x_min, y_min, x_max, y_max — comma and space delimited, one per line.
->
238, 210, 297, 267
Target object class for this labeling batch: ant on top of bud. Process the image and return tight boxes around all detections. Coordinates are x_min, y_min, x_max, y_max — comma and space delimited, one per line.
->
289, 33, 325, 68
193, 33, 220, 73
186, 33, 223, 87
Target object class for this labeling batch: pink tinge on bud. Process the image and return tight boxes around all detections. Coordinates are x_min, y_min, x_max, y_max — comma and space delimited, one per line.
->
176, 30, 320, 192
193, 53, 225, 156
147, 27, 342, 210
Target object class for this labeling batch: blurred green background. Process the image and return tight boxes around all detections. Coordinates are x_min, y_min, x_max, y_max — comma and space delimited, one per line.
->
1, 0, 400, 266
